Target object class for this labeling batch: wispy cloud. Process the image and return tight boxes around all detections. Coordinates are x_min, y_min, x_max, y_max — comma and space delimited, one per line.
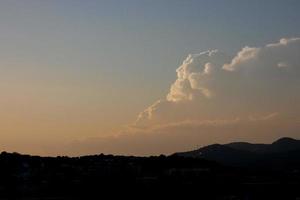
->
249, 112, 279, 121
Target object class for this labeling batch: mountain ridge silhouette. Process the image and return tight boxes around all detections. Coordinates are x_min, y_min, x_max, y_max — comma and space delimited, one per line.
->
174, 137, 300, 167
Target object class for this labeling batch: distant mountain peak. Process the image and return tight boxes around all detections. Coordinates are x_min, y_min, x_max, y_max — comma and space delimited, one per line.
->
272, 137, 298, 145
174, 137, 300, 167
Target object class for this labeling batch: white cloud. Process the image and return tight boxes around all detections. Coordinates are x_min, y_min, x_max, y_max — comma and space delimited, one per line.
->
136, 37, 300, 128
266, 37, 300, 47
222, 46, 260, 71
166, 50, 229, 102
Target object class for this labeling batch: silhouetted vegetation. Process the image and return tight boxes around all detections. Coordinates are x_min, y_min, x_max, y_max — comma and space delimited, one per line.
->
1, 138, 300, 199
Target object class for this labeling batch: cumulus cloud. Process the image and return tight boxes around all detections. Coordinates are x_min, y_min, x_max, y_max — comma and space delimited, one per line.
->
166, 50, 229, 102
136, 37, 300, 128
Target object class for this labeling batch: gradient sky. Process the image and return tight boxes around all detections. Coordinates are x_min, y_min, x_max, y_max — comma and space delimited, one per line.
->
1, 0, 300, 156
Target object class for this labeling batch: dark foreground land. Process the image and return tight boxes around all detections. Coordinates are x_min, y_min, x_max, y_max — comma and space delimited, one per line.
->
1, 138, 300, 199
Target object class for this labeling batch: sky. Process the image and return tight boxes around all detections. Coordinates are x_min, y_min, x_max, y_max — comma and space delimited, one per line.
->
0, 0, 300, 156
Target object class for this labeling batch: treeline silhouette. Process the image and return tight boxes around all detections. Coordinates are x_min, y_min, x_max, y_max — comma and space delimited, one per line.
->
0, 139, 300, 199
0, 152, 222, 199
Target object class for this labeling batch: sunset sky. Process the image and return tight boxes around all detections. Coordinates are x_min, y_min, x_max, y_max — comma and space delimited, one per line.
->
1, 0, 300, 156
